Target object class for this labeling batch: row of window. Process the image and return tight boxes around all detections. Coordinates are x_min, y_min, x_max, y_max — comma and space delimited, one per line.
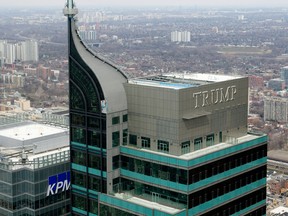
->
100, 204, 138, 216
128, 134, 170, 153
118, 144, 266, 186
127, 133, 216, 154
94, 173, 264, 213
116, 178, 187, 207
72, 170, 107, 193
71, 149, 107, 171
201, 188, 266, 216
185, 134, 215, 152
188, 144, 266, 184
72, 127, 218, 153
0, 191, 70, 210
71, 127, 107, 149
71, 114, 106, 130
112, 114, 128, 125
188, 166, 266, 208
0, 163, 69, 184
73, 170, 264, 215
120, 156, 187, 184
72, 194, 98, 214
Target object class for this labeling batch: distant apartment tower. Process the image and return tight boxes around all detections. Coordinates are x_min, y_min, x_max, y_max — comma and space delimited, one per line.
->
280, 66, 288, 88
1, 73, 12, 84
0, 73, 25, 88
171, 31, 191, 42
78, 30, 97, 42
0, 40, 39, 64
21, 40, 39, 62
5, 43, 16, 64
238, 15, 245, 20
264, 96, 288, 122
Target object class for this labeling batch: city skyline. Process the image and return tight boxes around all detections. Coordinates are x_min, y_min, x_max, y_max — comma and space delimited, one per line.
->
2, 0, 288, 8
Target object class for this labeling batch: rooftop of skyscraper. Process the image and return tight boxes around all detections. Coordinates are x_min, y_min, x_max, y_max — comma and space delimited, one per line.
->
0, 113, 69, 170
129, 73, 242, 89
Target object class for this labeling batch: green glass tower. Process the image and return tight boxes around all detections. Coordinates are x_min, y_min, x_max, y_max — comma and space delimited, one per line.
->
65, 1, 267, 215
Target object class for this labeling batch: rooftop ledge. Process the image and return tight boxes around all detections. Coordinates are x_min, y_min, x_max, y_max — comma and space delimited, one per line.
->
128, 73, 243, 90
102, 192, 186, 215
121, 133, 267, 165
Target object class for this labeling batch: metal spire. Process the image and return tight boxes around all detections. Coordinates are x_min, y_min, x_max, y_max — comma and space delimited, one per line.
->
63, 0, 78, 17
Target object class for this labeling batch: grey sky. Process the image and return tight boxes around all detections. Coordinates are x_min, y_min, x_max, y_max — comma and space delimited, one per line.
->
3, 0, 288, 8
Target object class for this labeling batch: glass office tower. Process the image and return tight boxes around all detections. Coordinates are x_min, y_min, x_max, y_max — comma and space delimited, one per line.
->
0, 115, 70, 216
65, 1, 267, 215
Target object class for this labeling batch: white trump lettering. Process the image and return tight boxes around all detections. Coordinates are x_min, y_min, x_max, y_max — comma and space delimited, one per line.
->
193, 85, 237, 108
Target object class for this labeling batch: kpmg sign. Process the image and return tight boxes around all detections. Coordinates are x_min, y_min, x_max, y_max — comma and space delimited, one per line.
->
46, 171, 70, 196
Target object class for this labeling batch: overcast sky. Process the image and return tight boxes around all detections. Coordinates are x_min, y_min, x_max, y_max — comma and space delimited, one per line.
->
2, 0, 288, 8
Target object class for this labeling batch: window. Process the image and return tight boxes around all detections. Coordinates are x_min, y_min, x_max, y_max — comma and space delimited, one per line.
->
72, 194, 86, 211
72, 171, 86, 187
71, 114, 85, 126
123, 114, 128, 122
123, 129, 128, 145
129, 134, 137, 146
157, 140, 169, 153
88, 155, 106, 171
71, 150, 86, 166
71, 127, 86, 144
102, 133, 107, 149
88, 131, 100, 148
141, 137, 151, 148
88, 117, 100, 129
89, 199, 98, 214
206, 134, 214, 147
219, 131, 222, 143
89, 176, 101, 191
194, 137, 202, 151
70, 60, 100, 113
112, 116, 120, 125
181, 141, 190, 154
112, 131, 120, 147
70, 85, 85, 110
88, 154, 101, 170
113, 155, 120, 170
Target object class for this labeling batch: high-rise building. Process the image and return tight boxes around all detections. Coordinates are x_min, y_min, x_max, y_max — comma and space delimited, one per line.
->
0, 40, 39, 64
6, 43, 16, 64
65, 1, 267, 215
78, 30, 97, 42
264, 96, 288, 123
171, 31, 191, 42
0, 113, 70, 216
21, 40, 39, 62
280, 66, 288, 88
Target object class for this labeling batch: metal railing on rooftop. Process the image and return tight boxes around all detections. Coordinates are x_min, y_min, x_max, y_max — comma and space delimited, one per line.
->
0, 113, 69, 128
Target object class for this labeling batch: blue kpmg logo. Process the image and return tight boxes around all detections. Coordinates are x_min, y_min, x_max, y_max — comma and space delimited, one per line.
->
46, 171, 70, 196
